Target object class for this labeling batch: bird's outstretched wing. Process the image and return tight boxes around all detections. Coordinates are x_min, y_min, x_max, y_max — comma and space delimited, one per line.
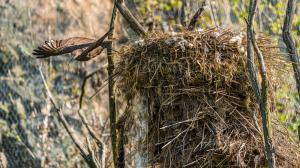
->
32, 37, 105, 61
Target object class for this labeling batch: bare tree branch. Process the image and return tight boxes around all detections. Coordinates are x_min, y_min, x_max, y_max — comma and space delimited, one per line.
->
251, 30, 276, 167
115, 0, 147, 36
246, 1, 261, 102
116, 102, 131, 168
77, 68, 108, 167
180, 0, 187, 26
246, 0, 276, 167
79, 69, 104, 109
283, 0, 300, 142
107, 1, 118, 167
38, 68, 101, 168
187, 0, 206, 31
125, 0, 140, 18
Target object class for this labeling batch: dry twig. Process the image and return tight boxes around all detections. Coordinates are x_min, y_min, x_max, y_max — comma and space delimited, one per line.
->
38, 67, 101, 168
116, 28, 282, 167
79, 69, 104, 109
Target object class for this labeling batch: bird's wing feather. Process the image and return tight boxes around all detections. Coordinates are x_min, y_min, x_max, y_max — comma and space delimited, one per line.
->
32, 37, 99, 60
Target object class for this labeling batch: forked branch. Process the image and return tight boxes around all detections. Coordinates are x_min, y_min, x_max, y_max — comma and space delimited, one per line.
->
39, 68, 102, 168
246, 0, 276, 167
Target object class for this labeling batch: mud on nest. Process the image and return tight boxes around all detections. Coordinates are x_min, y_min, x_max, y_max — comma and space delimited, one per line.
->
116, 28, 300, 167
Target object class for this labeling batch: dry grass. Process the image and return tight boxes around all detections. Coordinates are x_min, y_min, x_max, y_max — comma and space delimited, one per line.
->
0, 1, 114, 167
116, 28, 300, 167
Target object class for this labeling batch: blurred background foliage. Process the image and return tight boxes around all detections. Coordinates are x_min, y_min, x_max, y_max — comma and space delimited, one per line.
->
0, 0, 299, 167
0, 0, 112, 167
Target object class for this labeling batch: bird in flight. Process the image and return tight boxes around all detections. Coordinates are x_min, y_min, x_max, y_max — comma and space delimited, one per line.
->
32, 29, 112, 61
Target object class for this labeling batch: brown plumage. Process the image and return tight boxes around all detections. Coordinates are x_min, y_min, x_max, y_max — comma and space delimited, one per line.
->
32, 37, 109, 61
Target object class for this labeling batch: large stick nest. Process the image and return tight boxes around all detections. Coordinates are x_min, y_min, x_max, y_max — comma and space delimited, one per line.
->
116, 28, 300, 167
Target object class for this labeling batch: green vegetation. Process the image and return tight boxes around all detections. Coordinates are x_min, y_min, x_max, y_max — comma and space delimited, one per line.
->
0, 0, 300, 167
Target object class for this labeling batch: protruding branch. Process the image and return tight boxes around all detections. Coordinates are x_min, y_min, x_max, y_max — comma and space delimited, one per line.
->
246, 0, 276, 167
115, 0, 146, 36
187, 0, 206, 31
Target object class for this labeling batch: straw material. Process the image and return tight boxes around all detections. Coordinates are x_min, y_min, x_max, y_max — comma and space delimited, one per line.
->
116, 28, 300, 167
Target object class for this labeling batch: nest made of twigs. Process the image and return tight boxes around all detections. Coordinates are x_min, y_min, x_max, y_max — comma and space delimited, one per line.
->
116, 28, 300, 167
